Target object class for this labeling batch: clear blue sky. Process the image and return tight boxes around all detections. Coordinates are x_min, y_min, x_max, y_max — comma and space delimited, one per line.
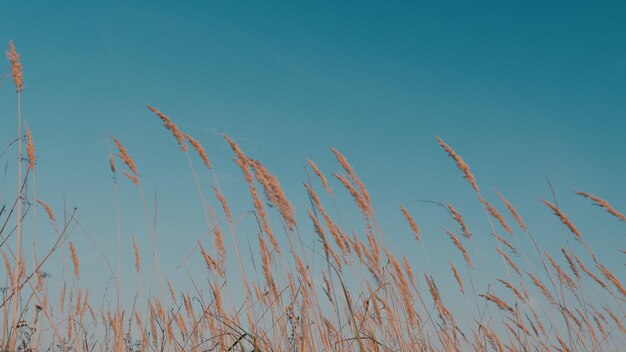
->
0, 1, 624, 310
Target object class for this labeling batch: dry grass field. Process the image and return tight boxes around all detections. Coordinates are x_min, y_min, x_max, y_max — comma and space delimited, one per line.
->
2, 40, 625, 352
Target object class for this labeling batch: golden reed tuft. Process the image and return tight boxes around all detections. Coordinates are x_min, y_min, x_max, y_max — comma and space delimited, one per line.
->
147, 106, 187, 151
306, 159, 332, 196
542, 199, 582, 242
436, 137, 479, 193
496, 191, 527, 231
399, 204, 420, 241
212, 186, 232, 223
480, 197, 513, 234
575, 191, 625, 222
25, 125, 35, 170
185, 133, 212, 169
132, 235, 140, 273
449, 260, 464, 294
36, 199, 58, 231
6, 40, 24, 92
69, 242, 80, 279
448, 204, 471, 239
110, 135, 138, 176
446, 230, 473, 269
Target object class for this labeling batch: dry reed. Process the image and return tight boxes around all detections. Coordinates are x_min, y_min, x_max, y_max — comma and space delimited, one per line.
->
147, 106, 187, 151
69, 242, 80, 279
575, 191, 626, 222
400, 204, 420, 241
185, 133, 212, 169
436, 137, 479, 193
7, 40, 24, 92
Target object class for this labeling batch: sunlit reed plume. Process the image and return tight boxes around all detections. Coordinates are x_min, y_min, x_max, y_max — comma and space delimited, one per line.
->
575, 191, 625, 222
480, 197, 512, 234
36, 199, 58, 231
542, 199, 582, 242
480, 292, 514, 313
496, 247, 520, 276
399, 204, 420, 241
249, 159, 296, 230
330, 146, 371, 207
496, 191, 527, 231
147, 106, 187, 151
7, 40, 24, 92
110, 135, 138, 176
597, 264, 626, 297
132, 235, 140, 273
185, 133, 212, 169
574, 255, 607, 289
448, 204, 471, 239
334, 172, 370, 218
436, 137, 479, 193
25, 125, 35, 170
446, 230, 473, 269
197, 239, 220, 276
449, 260, 464, 294
560, 248, 580, 280
545, 252, 577, 292
123, 171, 140, 186
213, 186, 232, 223
69, 242, 80, 279
497, 279, 525, 302
528, 273, 555, 305
306, 159, 332, 195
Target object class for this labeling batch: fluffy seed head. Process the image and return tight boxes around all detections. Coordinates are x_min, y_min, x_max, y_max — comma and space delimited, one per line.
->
147, 106, 187, 151
7, 40, 24, 92
25, 125, 35, 170
436, 137, 479, 193
185, 133, 212, 169
69, 242, 80, 279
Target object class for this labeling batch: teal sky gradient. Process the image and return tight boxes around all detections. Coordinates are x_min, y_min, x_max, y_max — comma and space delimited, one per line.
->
0, 1, 624, 315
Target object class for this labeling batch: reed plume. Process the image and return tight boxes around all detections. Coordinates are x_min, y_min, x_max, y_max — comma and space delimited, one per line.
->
574, 255, 607, 289
249, 158, 296, 230
449, 260, 464, 294
446, 230, 473, 269
480, 292, 514, 314
306, 159, 332, 195
7, 40, 24, 92
334, 173, 371, 218
497, 279, 526, 302
69, 242, 80, 279
496, 191, 527, 231
575, 191, 625, 222
185, 133, 212, 169
400, 204, 420, 241
147, 106, 187, 151
197, 239, 221, 276
480, 197, 512, 234
213, 186, 232, 223
25, 125, 35, 170
110, 135, 138, 176
330, 146, 371, 207
436, 137, 479, 193
132, 235, 141, 273
36, 199, 58, 231
542, 199, 582, 242
496, 247, 520, 276
597, 264, 626, 298
448, 204, 471, 239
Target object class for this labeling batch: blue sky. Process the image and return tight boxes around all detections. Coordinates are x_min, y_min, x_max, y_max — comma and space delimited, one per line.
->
0, 1, 624, 313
